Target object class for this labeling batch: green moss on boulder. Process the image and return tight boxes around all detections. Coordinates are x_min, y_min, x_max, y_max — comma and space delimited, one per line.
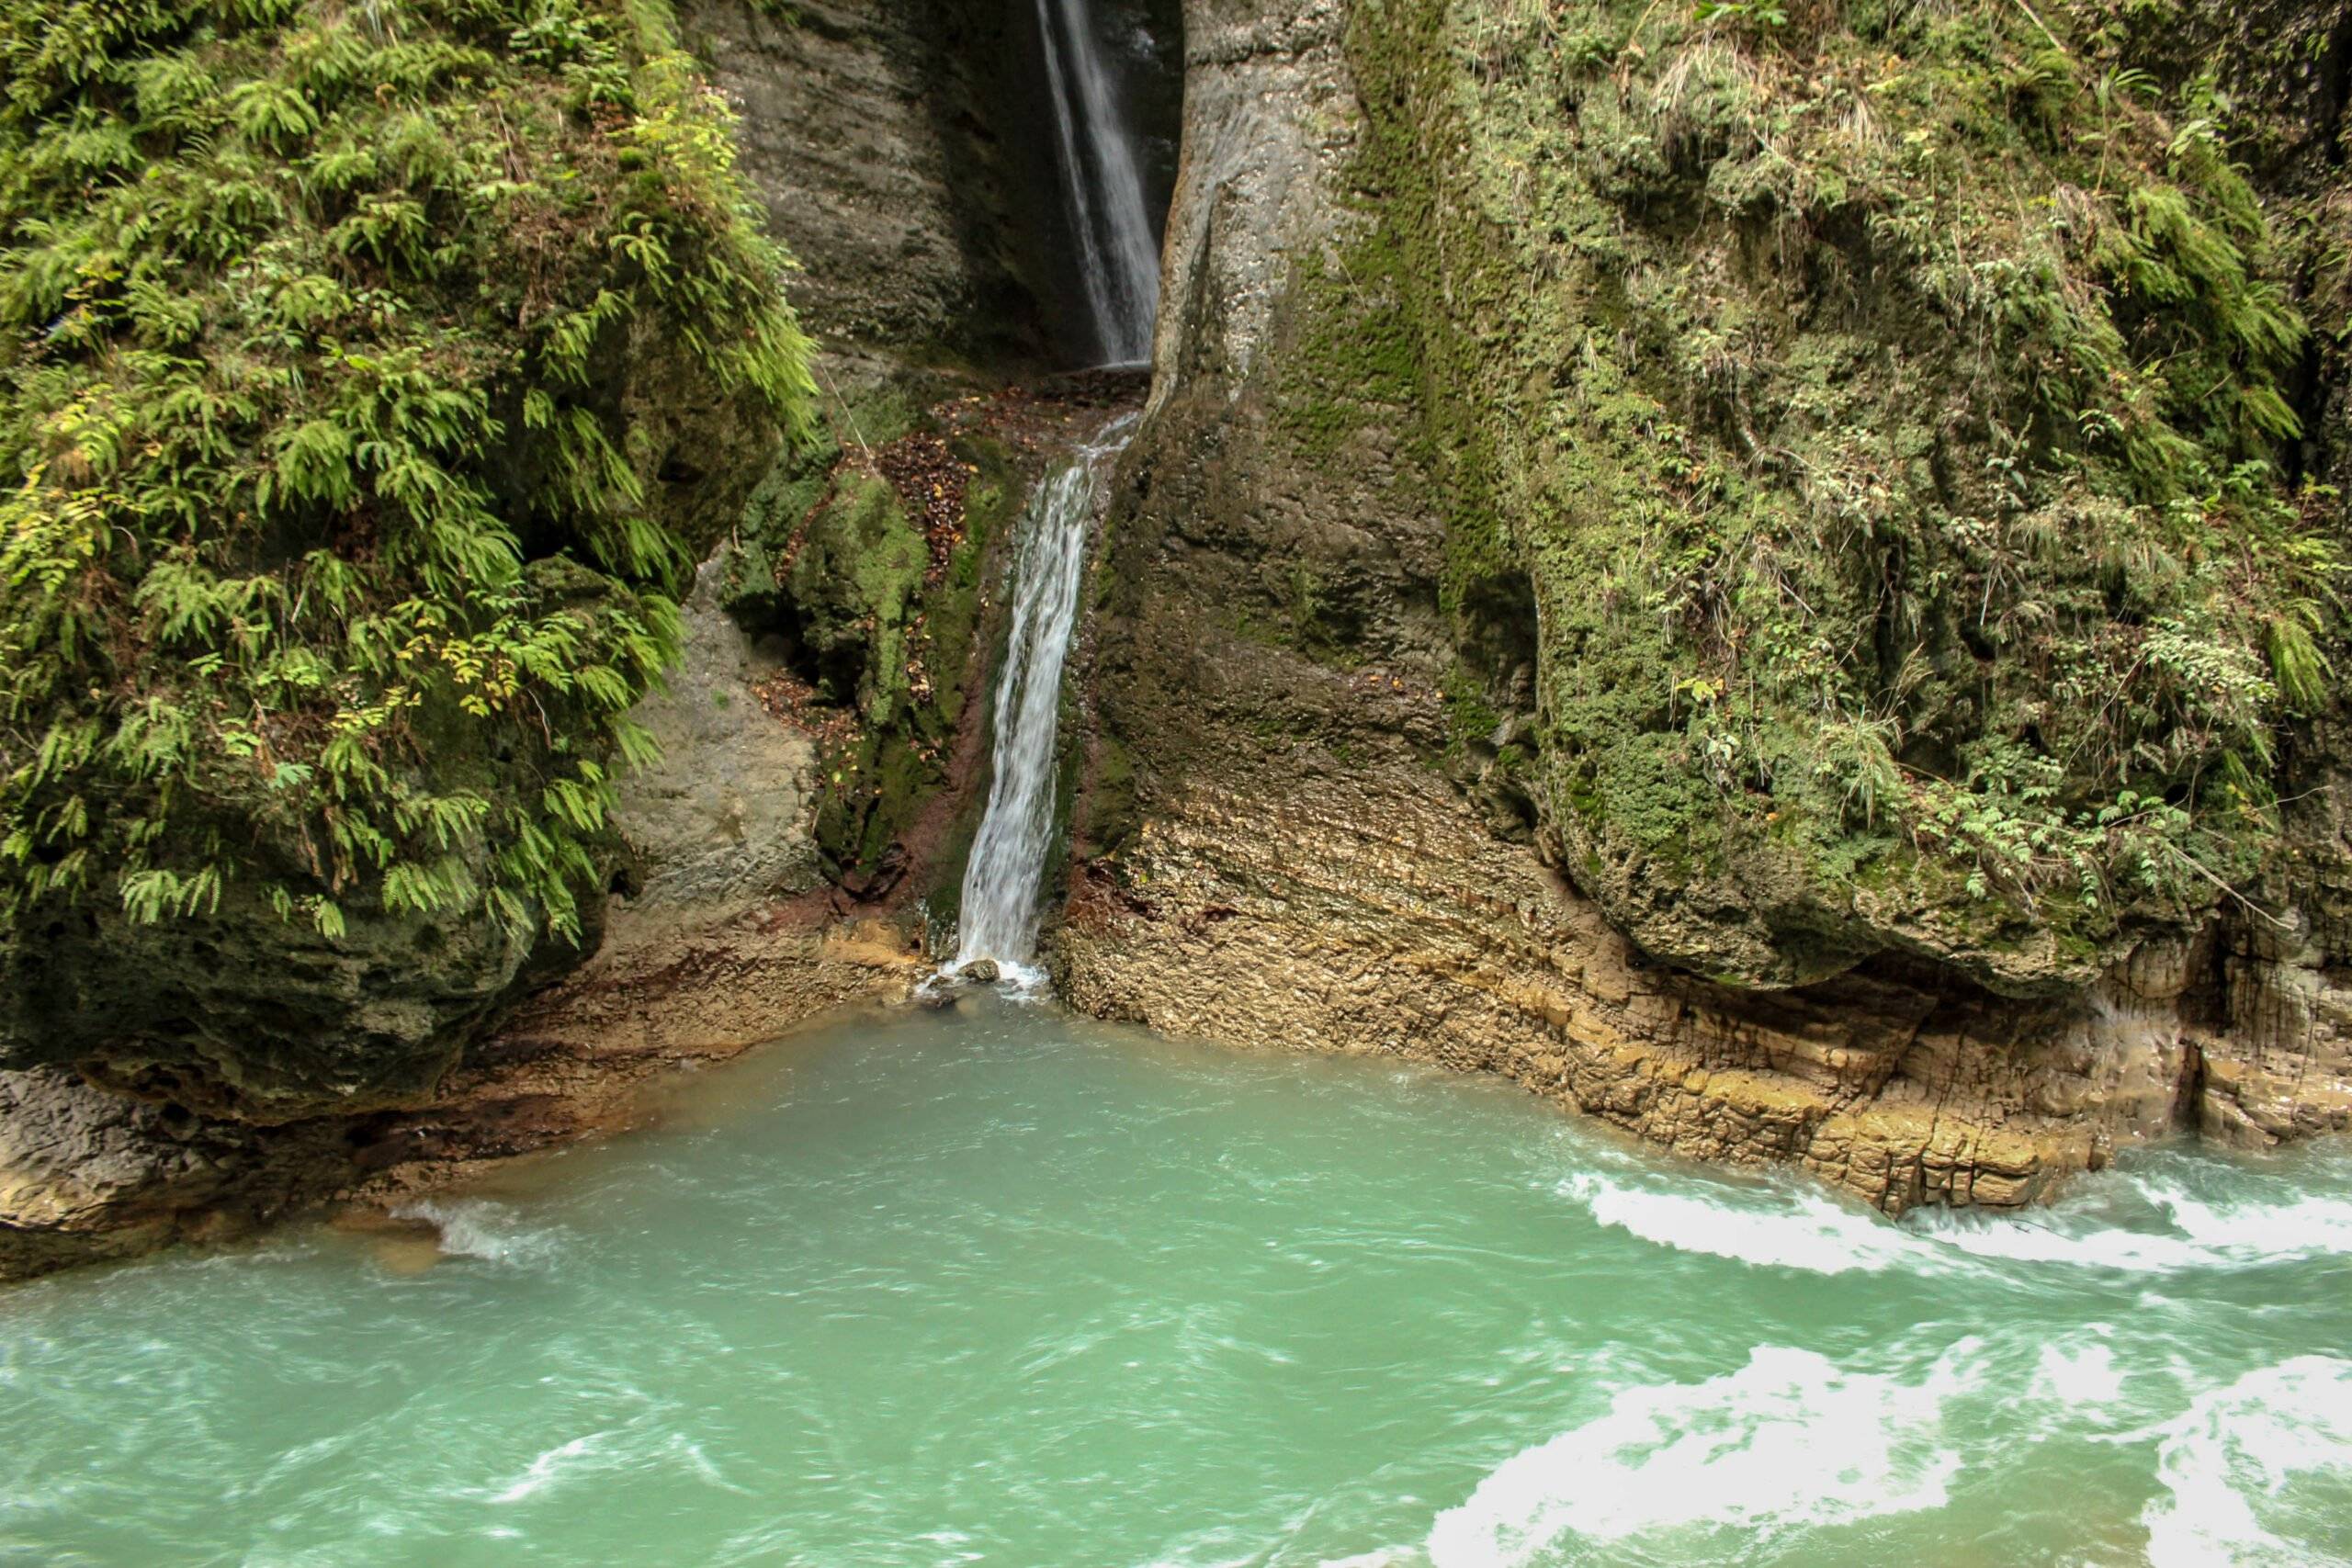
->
718, 389, 1019, 892
0, 0, 810, 1113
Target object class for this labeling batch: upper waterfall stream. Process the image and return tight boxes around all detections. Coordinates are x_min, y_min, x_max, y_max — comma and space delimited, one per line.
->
1034, 0, 1159, 365
953, 417, 1134, 983
4, 1000, 2349, 1567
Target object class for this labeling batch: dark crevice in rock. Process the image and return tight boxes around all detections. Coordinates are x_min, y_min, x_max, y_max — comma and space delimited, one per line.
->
1003, 0, 1186, 366
2320, 6, 2352, 167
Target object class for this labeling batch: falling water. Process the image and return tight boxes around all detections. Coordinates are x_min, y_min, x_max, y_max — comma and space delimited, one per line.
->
1034, 0, 1160, 366
954, 418, 1135, 981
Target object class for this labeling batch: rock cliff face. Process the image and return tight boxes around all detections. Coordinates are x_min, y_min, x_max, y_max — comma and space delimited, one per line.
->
677, 0, 1041, 363
608, 559, 825, 922
676, 0, 1181, 367
1059, 0, 2352, 1208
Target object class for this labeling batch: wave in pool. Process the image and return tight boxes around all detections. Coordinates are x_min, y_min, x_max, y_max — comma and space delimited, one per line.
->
388, 1198, 565, 1267
1558, 1169, 1923, 1275
2141, 1356, 2352, 1568
1560, 1152, 2352, 1278
1426, 1342, 1978, 1566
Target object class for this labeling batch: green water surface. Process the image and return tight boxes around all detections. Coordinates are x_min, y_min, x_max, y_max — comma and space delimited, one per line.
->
4, 998, 2349, 1567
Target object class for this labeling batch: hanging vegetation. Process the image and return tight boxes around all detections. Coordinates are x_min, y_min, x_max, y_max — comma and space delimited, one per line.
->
1327, 0, 2345, 988
0, 0, 813, 949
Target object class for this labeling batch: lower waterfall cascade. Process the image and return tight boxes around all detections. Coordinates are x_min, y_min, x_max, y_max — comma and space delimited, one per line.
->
951, 417, 1136, 984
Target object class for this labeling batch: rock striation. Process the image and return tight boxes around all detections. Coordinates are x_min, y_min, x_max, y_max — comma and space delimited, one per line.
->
1060, 744, 2352, 1211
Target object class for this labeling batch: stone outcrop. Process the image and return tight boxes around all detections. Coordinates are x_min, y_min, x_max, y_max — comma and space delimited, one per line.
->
0, 545, 922, 1281
0, 872, 558, 1128
610, 558, 825, 923
1060, 744, 2352, 1211
1058, 0, 2352, 1208
677, 0, 1041, 362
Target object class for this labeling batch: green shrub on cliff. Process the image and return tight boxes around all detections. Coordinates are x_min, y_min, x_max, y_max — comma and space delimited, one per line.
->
1340, 0, 2345, 989
0, 0, 811, 945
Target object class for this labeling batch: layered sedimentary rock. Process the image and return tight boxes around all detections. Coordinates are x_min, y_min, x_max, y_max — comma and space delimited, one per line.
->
1062, 742, 2352, 1210
1060, 0, 2352, 1206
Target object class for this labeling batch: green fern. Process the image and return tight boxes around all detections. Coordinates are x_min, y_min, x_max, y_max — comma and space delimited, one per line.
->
0, 0, 814, 950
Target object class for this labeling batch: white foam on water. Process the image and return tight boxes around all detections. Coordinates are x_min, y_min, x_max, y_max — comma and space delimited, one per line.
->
2027, 1333, 2128, 1413
2141, 1356, 2352, 1568
486, 1432, 615, 1504
478, 1428, 740, 1506
1559, 1170, 1927, 1275
390, 1198, 562, 1266
1914, 1169, 2352, 1274
2143, 1178, 2352, 1259
1909, 1209, 2221, 1271
1424, 1343, 1977, 1567
1565, 1154, 2352, 1280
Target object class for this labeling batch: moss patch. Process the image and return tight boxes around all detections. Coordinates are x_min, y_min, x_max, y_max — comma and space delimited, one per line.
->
720, 389, 1024, 890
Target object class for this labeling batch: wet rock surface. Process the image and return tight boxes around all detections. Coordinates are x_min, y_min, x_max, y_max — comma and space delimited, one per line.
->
0, 875, 552, 1127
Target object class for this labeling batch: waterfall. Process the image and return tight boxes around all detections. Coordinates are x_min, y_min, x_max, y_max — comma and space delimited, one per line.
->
1033, 0, 1160, 367
949, 0, 1154, 981
953, 418, 1136, 983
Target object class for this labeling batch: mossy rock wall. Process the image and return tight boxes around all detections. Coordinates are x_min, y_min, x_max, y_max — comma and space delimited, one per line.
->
1352, 0, 2346, 992
0, 0, 808, 1117
1089, 0, 2352, 1006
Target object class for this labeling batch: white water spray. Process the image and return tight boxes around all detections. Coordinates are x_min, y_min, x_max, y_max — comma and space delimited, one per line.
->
953, 419, 1135, 983
1033, 0, 1160, 366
